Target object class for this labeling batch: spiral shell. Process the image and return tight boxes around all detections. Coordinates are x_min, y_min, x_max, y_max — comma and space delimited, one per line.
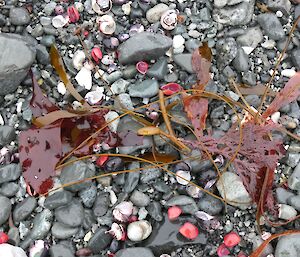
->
160, 9, 178, 30
92, 0, 112, 14
98, 14, 116, 35
127, 220, 152, 242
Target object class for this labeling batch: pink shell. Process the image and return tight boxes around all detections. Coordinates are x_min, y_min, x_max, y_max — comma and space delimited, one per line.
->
224, 231, 241, 248
136, 61, 149, 74
161, 83, 182, 95
91, 47, 103, 63
67, 6, 80, 23
217, 244, 230, 257
168, 206, 182, 221
179, 222, 199, 240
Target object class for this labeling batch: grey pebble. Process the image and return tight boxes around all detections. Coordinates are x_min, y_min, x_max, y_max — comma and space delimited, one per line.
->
286, 152, 300, 168
50, 244, 75, 257
252, 235, 273, 257
55, 200, 84, 227
147, 57, 168, 80
111, 78, 130, 94
165, 195, 198, 215
130, 190, 150, 207
287, 195, 300, 211
36, 44, 50, 65
43, 2, 57, 16
267, 0, 291, 15
128, 79, 159, 98
44, 190, 73, 210
257, 13, 285, 41
140, 167, 162, 183
0, 196, 11, 225
276, 187, 295, 204
0, 125, 16, 146
0, 163, 21, 183
0, 182, 19, 197
31, 24, 44, 38
115, 93, 134, 111
242, 71, 256, 86
40, 35, 55, 47
115, 247, 154, 257
13, 197, 37, 223
216, 38, 238, 68
146, 3, 169, 23
118, 32, 172, 64
79, 184, 97, 208
124, 164, 140, 193
173, 54, 193, 73
232, 48, 250, 72
291, 48, 300, 70
9, 7, 31, 26
51, 222, 79, 239
146, 201, 163, 222
30, 209, 53, 240
275, 234, 300, 257
93, 192, 110, 217
88, 227, 112, 254
198, 194, 223, 215
237, 26, 263, 49
288, 162, 300, 190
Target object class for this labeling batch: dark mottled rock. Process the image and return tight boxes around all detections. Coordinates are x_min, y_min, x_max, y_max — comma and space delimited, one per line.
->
88, 227, 113, 254
118, 32, 172, 64
0, 126, 16, 146
93, 192, 110, 217
55, 200, 84, 227
51, 222, 79, 239
44, 191, 73, 210
0, 163, 21, 183
13, 197, 37, 223
257, 13, 285, 40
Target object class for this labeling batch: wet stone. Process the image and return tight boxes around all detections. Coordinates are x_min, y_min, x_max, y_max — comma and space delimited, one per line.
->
275, 234, 300, 257
93, 192, 110, 217
50, 244, 75, 257
116, 247, 155, 257
165, 195, 198, 214
0, 163, 21, 184
51, 222, 79, 239
9, 7, 31, 25
173, 54, 193, 73
147, 58, 168, 80
128, 79, 159, 98
79, 184, 97, 208
88, 227, 113, 254
13, 197, 37, 223
0, 196, 11, 226
146, 201, 163, 222
232, 48, 250, 72
0, 182, 19, 197
29, 209, 53, 241
276, 187, 295, 204
124, 167, 140, 193
130, 190, 150, 207
0, 125, 16, 146
55, 200, 84, 227
257, 13, 285, 41
198, 194, 223, 215
44, 190, 73, 210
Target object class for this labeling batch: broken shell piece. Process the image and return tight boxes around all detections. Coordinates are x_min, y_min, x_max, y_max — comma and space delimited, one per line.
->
0, 244, 27, 257
105, 111, 119, 132
136, 61, 149, 74
75, 67, 92, 90
29, 240, 45, 257
160, 10, 178, 30
92, 0, 112, 14
107, 223, 126, 241
84, 89, 104, 105
57, 82, 66, 95
67, 6, 80, 23
176, 170, 191, 185
113, 201, 134, 222
72, 50, 86, 70
98, 14, 116, 35
52, 15, 69, 28
91, 47, 103, 63
127, 220, 152, 242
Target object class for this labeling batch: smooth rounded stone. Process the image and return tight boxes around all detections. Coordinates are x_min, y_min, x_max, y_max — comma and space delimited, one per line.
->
123, 65, 138, 79
0, 14, 6, 26
115, 93, 134, 111
140, 168, 162, 183
180, 149, 203, 173
115, 247, 154, 257
217, 172, 252, 209
287, 195, 300, 211
124, 165, 140, 193
147, 58, 168, 80
291, 48, 300, 70
55, 200, 84, 227
237, 26, 263, 50
275, 234, 300, 257
242, 71, 256, 86
232, 48, 250, 72
79, 184, 97, 208
288, 162, 300, 190
31, 24, 44, 38
146, 3, 169, 23
213, 0, 254, 26
173, 54, 193, 73
118, 32, 172, 64
50, 244, 75, 257
83, 209, 96, 230
0, 125, 16, 146
0, 182, 19, 197
257, 13, 285, 41
252, 235, 273, 257
51, 222, 79, 239
216, 38, 238, 68
286, 153, 300, 168
44, 190, 73, 209
165, 195, 198, 214
146, 201, 163, 222
128, 79, 159, 98
40, 35, 55, 47
9, 7, 30, 25
130, 190, 150, 207
0, 33, 36, 95
0, 196, 11, 225
44, 2, 57, 15
60, 161, 95, 192
88, 227, 112, 254
29, 209, 53, 240
276, 187, 295, 204
267, 0, 291, 15
13, 197, 37, 223
93, 192, 110, 217
278, 204, 297, 220
36, 44, 50, 65
198, 194, 223, 215
111, 79, 130, 94
0, 163, 21, 183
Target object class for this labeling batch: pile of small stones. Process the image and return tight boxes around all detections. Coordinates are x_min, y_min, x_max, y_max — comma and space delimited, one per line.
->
0, 0, 300, 257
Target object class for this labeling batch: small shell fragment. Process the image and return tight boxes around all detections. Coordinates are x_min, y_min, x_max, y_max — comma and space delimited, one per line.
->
67, 6, 80, 23
113, 201, 134, 222
105, 111, 119, 132
52, 15, 69, 28
136, 61, 149, 75
72, 50, 86, 70
75, 67, 92, 90
84, 88, 104, 105
92, 0, 112, 14
98, 14, 116, 35
91, 47, 103, 63
57, 82, 66, 95
176, 170, 191, 185
160, 10, 178, 30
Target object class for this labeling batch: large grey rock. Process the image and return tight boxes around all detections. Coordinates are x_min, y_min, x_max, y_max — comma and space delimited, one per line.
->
55, 200, 84, 227
115, 247, 154, 257
0, 164, 21, 184
0, 196, 11, 226
13, 197, 37, 223
128, 79, 159, 98
275, 234, 300, 257
0, 126, 16, 146
44, 190, 73, 209
257, 13, 285, 40
88, 227, 112, 254
9, 7, 30, 25
0, 34, 35, 95
217, 172, 252, 209
118, 32, 172, 64
213, 0, 255, 26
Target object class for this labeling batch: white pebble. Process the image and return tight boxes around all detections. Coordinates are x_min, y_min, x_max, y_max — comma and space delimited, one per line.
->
242, 46, 254, 55
278, 204, 297, 220
51, 15, 69, 28
276, 10, 283, 17
72, 50, 86, 70
105, 111, 119, 132
75, 67, 92, 90
57, 82, 66, 95
261, 39, 276, 49
127, 220, 152, 242
188, 30, 201, 38
84, 87, 104, 105
122, 2, 131, 15
281, 69, 296, 78
176, 170, 191, 185
0, 244, 27, 257
173, 34, 185, 49
271, 111, 280, 123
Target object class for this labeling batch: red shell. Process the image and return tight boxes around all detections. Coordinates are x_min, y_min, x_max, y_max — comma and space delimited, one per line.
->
179, 222, 199, 240
96, 155, 108, 167
67, 6, 80, 23
217, 244, 230, 257
168, 206, 182, 221
224, 231, 241, 248
161, 83, 182, 96
0, 232, 9, 244
91, 47, 103, 64
136, 61, 149, 75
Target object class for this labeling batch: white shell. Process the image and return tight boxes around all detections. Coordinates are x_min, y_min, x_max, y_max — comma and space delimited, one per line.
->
127, 220, 152, 242
113, 201, 134, 221
160, 10, 178, 30
72, 50, 86, 70
109, 223, 124, 240
173, 34, 185, 49
122, 2, 131, 15
84, 89, 104, 105
98, 14, 116, 35
29, 240, 45, 257
105, 111, 119, 132
176, 170, 191, 185
75, 67, 92, 90
281, 69, 296, 78
0, 244, 27, 257
52, 15, 69, 28
92, 0, 112, 14
57, 82, 66, 95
